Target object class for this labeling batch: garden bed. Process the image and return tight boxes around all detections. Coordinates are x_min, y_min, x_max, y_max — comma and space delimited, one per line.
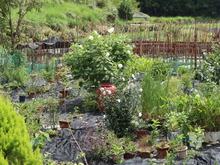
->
41, 107, 220, 165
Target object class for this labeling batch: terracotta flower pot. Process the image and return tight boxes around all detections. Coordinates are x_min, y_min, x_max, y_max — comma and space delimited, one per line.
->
28, 92, 35, 98
49, 133, 58, 138
157, 147, 170, 158
37, 106, 45, 111
58, 99, 65, 105
136, 130, 148, 139
59, 120, 70, 128
124, 153, 135, 159
111, 153, 124, 162
59, 89, 69, 98
138, 146, 154, 158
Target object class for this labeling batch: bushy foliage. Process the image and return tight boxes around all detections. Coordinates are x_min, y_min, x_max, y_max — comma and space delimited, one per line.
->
195, 44, 220, 84
63, 28, 135, 88
101, 83, 142, 137
0, 96, 43, 164
117, 0, 134, 21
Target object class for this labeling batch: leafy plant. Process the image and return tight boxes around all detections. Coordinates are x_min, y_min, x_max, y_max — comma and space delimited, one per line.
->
31, 131, 51, 151
41, 69, 55, 82
195, 44, 220, 84
101, 82, 142, 137
63, 28, 134, 88
141, 73, 169, 119
45, 129, 58, 135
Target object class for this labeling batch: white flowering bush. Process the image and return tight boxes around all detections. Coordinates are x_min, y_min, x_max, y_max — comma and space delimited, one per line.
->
101, 81, 142, 137
63, 28, 135, 88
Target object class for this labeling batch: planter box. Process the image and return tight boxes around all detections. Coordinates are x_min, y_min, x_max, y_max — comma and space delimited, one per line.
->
59, 120, 70, 128
167, 129, 181, 141
189, 133, 203, 148
204, 131, 220, 143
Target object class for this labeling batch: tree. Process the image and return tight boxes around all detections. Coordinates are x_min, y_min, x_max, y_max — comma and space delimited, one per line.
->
137, 0, 220, 17
0, 0, 44, 50
118, 0, 134, 20
0, 96, 43, 164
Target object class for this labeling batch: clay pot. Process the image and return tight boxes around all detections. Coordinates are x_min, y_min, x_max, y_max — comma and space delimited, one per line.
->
156, 147, 170, 158
28, 92, 35, 98
124, 153, 135, 159
58, 99, 65, 105
177, 146, 188, 159
59, 120, 70, 128
136, 130, 148, 139
59, 89, 69, 98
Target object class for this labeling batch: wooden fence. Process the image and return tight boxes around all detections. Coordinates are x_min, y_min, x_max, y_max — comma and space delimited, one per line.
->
131, 41, 217, 68
18, 40, 218, 69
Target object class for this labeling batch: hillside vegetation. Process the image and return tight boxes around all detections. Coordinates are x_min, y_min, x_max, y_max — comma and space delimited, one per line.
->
2, 0, 220, 47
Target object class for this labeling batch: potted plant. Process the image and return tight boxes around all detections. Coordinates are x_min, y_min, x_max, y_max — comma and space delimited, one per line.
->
169, 134, 188, 159
41, 69, 55, 83
106, 132, 125, 164
19, 92, 26, 102
45, 129, 59, 138
188, 126, 204, 149
165, 111, 188, 141
132, 117, 149, 139
121, 137, 137, 159
137, 135, 155, 158
156, 139, 170, 158
59, 112, 73, 129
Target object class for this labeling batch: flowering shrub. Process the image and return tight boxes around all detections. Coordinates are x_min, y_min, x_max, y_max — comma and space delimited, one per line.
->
63, 28, 135, 88
101, 81, 142, 137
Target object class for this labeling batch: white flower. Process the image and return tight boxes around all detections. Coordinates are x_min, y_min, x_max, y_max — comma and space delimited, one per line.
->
127, 50, 130, 54
103, 115, 106, 119
106, 52, 110, 57
102, 91, 106, 95
118, 64, 123, 68
106, 90, 112, 95
79, 45, 83, 48
122, 77, 125, 81
139, 88, 143, 92
108, 27, 114, 33
138, 112, 142, 117
117, 99, 121, 103
88, 35, 94, 40
94, 31, 98, 34
100, 87, 104, 91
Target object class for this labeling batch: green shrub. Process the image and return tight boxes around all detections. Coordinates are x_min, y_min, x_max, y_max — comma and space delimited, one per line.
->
117, 0, 133, 21
195, 44, 220, 84
0, 96, 43, 164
